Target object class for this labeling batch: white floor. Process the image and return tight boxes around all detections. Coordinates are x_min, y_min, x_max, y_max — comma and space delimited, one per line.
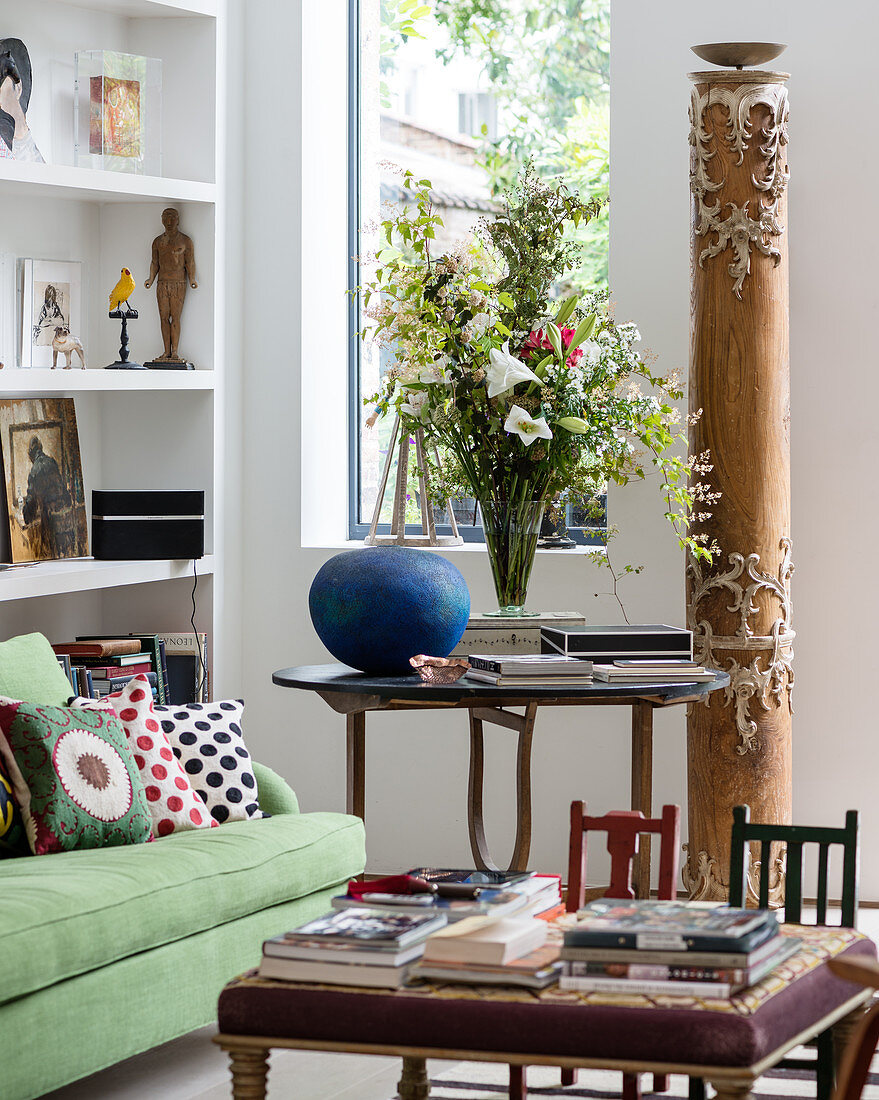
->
41, 1030, 458, 1100
39, 908, 879, 1100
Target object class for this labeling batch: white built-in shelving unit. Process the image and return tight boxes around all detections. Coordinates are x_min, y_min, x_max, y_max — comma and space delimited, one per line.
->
0, 0, 225, 687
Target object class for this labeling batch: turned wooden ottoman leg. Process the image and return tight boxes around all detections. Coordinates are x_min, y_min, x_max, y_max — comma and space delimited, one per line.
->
561, 1067, 577, 1086
398, 1055, 430, 1099
225, 1046, 269, 1100
708, 1080, 753, 1100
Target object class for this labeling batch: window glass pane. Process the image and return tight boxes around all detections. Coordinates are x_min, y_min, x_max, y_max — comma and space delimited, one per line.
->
354, 1, 610, 534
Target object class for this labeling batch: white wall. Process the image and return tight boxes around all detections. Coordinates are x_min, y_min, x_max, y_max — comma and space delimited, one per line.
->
238, 1, 879, 895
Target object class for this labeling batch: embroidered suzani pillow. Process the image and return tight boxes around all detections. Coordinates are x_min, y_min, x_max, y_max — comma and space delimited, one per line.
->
0, 697, 151, 854
153, 700, 263, 824
0, 757, 27, 857
76, 676, 217, 838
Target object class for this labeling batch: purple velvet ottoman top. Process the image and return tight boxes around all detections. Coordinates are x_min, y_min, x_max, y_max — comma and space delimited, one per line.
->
218, 926, 876, 1069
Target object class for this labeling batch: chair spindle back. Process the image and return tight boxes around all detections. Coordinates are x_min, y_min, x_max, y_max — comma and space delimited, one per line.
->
729, 804, 859, 926
566, 802, 681, 912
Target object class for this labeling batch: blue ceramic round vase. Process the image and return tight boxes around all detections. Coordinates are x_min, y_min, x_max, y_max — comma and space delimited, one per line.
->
308, 547, 471, 675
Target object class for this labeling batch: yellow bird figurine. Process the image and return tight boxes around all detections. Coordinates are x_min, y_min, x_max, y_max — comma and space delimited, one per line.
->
109, 268, 136, 312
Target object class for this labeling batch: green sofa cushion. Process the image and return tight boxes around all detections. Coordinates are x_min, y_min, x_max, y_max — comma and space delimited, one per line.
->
0, 633, 74, 706
0, 809, 365, 1005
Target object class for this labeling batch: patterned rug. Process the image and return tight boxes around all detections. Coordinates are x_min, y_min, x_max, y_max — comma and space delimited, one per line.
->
415, 1050, 879, 1099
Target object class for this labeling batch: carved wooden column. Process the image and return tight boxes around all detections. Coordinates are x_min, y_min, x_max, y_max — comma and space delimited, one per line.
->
684, 63, 793, 902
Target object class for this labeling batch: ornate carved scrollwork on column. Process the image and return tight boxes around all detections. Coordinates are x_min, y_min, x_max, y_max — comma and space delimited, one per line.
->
685, 67, 792, 903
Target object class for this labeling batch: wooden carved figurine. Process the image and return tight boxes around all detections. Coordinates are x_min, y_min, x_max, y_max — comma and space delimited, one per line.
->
144, 207, 198, 369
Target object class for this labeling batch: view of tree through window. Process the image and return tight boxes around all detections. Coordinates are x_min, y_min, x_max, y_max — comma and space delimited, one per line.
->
354, 0, 610, 535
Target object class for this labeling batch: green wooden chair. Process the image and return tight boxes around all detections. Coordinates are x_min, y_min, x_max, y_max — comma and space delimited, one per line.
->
690, 804, 860, 1100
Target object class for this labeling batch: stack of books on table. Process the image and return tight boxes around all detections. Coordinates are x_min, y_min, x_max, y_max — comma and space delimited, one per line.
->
560, 899, 798, 998
258, 907, 448, 989
465, 654, 593, 688
592, 660, 715, 683
331, 870, 563, 923
410, 914, 562, 989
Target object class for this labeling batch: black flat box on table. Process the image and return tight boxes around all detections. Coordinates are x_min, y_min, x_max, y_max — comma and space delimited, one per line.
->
540, 624, 692, 662
92, 490, 204, 560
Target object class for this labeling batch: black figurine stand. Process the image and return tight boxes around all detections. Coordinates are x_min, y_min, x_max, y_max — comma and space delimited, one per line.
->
105, 308, 145, 369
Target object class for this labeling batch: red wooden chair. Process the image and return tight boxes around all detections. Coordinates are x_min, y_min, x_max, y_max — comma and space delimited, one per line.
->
509, 802, 681, 1100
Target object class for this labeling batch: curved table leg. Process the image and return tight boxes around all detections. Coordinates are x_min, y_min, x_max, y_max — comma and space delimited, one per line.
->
467, 703, 537, 872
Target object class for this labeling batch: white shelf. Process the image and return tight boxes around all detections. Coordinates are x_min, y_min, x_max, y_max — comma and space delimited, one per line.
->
47, 0, 217, 17
0, 370, 216, 394
0, 162, 216, 205
0, 555, 215, 602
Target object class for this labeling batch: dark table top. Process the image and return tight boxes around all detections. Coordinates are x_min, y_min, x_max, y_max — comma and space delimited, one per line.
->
272, 663, 730, 706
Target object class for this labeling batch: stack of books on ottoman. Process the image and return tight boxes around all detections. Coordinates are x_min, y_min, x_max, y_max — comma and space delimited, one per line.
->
560, 899, 798, 998
465, 654, 593, 687
330, 869, 563, 923
257, 871, 564, 991
259, 908, 447, 989
410, 914, 562, 989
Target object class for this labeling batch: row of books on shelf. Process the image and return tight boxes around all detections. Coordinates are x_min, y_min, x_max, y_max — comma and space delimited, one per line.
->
258, 882, 796, 1000
52, 632, 208, 704
463, 653, 715, 687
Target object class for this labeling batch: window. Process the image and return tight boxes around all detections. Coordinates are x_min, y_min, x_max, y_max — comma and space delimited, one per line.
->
349, 0, 610, 542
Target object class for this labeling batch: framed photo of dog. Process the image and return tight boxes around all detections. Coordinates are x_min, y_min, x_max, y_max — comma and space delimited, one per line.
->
18, 259, 86, 369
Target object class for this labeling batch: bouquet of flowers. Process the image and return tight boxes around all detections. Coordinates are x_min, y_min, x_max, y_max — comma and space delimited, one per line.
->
362, 169, 709, 614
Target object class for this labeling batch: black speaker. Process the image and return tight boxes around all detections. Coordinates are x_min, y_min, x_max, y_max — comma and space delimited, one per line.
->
92, 490, 205, 560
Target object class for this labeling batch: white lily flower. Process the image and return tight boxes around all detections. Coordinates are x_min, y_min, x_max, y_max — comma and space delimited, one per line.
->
401, 389, 428, 419
419, 355, 452, 384
578, 339, 602, 366
486, 341, 544, 398
503, 404, 553, 447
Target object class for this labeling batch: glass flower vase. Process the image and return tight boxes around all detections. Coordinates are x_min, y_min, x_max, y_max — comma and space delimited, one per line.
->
478, 497, 547, 617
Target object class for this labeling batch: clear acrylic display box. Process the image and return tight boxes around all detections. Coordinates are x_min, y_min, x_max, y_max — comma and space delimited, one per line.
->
74, 51, 162, 176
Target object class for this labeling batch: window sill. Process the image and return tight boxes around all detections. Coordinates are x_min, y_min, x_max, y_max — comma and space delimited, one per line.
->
301, 540, 608, 557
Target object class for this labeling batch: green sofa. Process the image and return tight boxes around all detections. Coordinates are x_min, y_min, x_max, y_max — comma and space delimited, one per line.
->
0, 632, 366, 1100
1, 763, 365, 1099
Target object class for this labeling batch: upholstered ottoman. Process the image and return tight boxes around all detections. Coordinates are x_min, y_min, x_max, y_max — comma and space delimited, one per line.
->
215, 926, 876, 1100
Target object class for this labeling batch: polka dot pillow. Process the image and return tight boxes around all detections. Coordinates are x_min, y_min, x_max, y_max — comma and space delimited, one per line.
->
76, 676, 216, 837
153, 701, 262, 824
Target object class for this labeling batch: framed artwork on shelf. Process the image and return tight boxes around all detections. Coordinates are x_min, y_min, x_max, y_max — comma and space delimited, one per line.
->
18, 259, 84, 369
0, 36, 45, 163
0, 397, 89, 563
74, 51, 162, 176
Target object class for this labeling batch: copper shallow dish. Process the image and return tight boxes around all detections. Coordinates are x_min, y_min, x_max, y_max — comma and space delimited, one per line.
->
691, 42, 787, 68
409, 655, 471, 684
